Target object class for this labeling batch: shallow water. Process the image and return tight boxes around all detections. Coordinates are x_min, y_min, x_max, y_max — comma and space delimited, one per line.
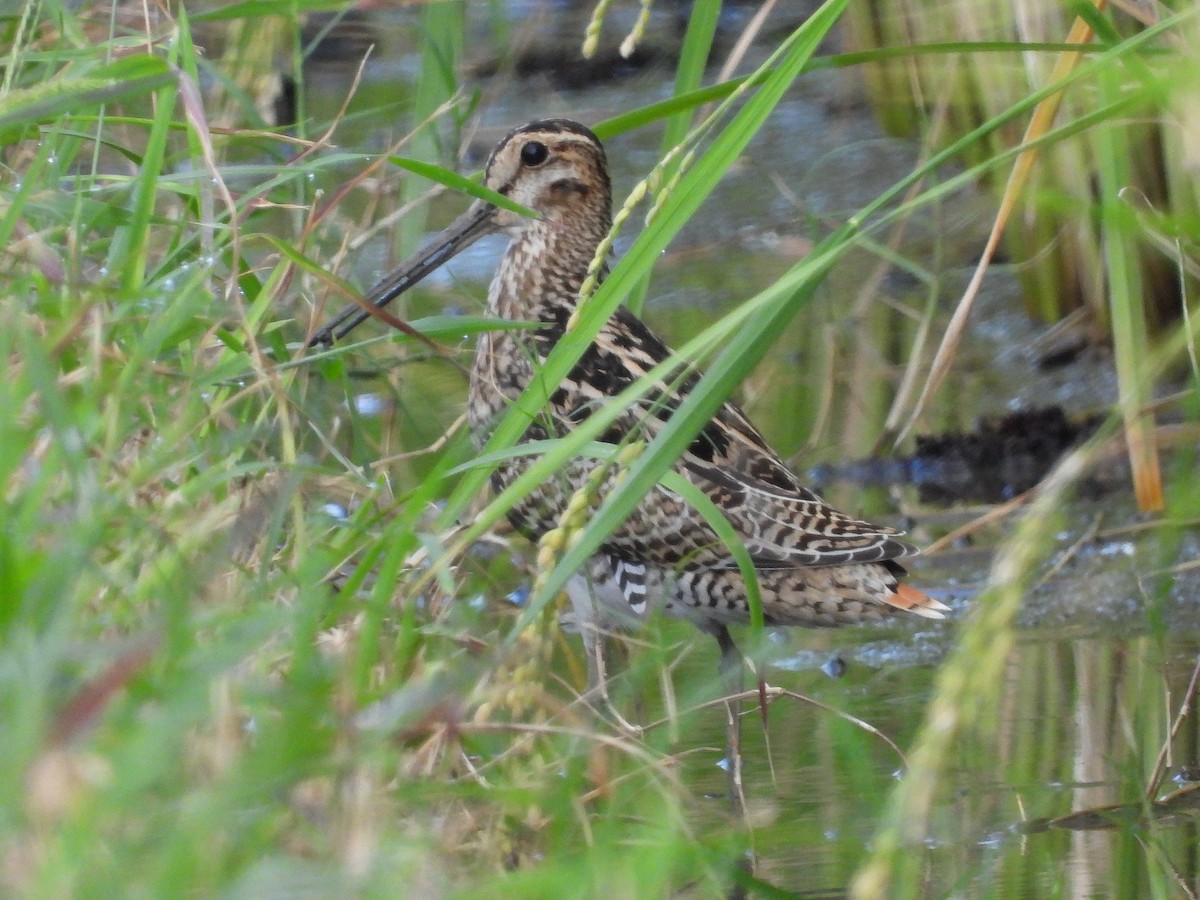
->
289, 5, 1200, 895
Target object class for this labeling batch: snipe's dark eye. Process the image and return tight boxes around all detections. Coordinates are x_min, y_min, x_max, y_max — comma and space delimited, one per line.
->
520, 141, 549, 167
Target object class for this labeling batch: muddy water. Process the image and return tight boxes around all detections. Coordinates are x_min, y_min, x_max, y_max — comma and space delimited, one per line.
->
293, 5, 1199, 895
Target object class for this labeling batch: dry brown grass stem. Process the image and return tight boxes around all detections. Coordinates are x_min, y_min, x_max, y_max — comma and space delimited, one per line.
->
370, 415, 466, 468
637, 686, 910, 771
1031, 512, 1104, 590
1145, 653, 1200, 800
922, 489, 1036, 556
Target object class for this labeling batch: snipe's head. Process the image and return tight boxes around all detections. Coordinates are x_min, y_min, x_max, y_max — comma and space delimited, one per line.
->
483, 119, 612, 237
309, 118, 612, 345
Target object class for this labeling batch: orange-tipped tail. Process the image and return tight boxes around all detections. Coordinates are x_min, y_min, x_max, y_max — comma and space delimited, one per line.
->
885, 583, 951, 619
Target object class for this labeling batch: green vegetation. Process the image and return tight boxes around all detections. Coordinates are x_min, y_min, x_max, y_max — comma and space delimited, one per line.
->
1, 1, 1197, 897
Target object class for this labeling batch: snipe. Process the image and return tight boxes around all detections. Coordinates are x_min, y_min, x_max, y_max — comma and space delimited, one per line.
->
311, 119, 947, 697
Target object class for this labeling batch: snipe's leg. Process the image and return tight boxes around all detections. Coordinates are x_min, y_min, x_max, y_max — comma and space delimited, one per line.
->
710, 623, 759, 892
710, 623, 747, 819
581, 623, 643, 735
567, 576, 642, 735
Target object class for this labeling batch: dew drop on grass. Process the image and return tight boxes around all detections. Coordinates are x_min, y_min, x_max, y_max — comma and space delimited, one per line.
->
978, 831, 1005, 849
351, 393, 385, 417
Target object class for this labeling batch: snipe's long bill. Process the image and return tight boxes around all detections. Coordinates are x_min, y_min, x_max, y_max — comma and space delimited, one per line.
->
310, 119, 948, 689
308, 199, 496, 346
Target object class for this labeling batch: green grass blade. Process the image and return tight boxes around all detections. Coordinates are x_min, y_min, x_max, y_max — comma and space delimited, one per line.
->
624, 0, 721, 316
0, 55, 172, 137
1097, 62, 1163, 511
388, 156, 538, 219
